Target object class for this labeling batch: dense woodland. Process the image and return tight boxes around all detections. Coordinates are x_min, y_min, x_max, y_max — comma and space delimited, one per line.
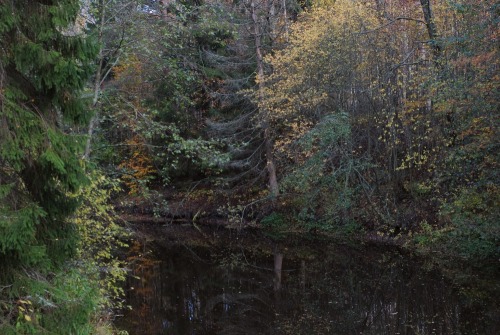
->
0, 0, 498, 333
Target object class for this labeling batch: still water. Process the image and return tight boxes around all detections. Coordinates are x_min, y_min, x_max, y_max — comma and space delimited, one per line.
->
117, 227, 499, 334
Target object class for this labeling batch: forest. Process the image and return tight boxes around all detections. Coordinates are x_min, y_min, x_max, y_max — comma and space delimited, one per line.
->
0, 0, 498, 333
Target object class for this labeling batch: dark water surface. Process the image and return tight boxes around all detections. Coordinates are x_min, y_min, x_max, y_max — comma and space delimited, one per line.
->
116, 228, 499, 334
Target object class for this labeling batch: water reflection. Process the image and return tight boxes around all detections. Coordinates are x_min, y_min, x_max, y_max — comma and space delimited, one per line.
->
117, 235, 499, 334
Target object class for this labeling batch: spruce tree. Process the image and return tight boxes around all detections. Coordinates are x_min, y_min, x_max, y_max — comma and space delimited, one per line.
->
0, 0, 97, 269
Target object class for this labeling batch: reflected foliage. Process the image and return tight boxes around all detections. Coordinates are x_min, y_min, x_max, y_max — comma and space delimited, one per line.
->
118, 235, 499, 334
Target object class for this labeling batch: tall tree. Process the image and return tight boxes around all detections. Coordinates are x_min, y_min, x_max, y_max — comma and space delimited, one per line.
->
251, 0, 280, 197
0, 0, 97, 267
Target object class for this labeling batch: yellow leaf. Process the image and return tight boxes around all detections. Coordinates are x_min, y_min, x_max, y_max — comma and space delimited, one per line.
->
24, 314, 32, 322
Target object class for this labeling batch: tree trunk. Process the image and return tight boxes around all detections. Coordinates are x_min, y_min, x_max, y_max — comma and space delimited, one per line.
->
83, 0, 123, 160
83, 0, 105, 161
273, 250, 283, 292
300, 259, 306, 294
282, 0, 289, 42
251, 0, 279, 197
419, 0, 441, 63
159, 0, 169, 20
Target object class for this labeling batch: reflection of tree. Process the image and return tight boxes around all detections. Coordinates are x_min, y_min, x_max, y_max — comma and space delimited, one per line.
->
119, 239, 497, 335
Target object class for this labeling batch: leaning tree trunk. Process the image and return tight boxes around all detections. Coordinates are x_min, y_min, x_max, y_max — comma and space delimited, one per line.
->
251, 0, 279, 197
83, 0, 105, 161
83, 0, 123, 160
419, 0, 441, 64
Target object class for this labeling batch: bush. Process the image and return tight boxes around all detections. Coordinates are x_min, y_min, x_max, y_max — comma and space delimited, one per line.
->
0, 170, 129, 334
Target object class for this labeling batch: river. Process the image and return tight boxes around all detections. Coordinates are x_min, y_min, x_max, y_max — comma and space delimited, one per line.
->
115, 225, 499, 334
